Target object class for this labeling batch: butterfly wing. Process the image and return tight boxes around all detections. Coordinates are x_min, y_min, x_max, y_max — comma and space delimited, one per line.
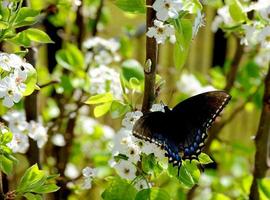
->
169, 90, 231, 160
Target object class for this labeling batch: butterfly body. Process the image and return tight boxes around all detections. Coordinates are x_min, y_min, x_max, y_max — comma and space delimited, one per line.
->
133, 91, 231, 174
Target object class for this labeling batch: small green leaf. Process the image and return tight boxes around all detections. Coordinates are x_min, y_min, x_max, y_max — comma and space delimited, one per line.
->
23, 66, 38, 96
135, 188, 171, 200
110, 100, 130, 119
31, 184, 60, 194
94, 102, 112, 117
0, 21, 8, 29
121, 59, 144, 82
102, 178, 137, 200
228, 0, 247, 22
198, 153, 213, 164
85, 93, 113, 105
25, 28, 54, 43
13, 7, 40, 28
17, 164, 47, 193
55, 44, 84, 71
259, 178, 270, 199
0, 155, 13, 175
23, 193, 42, 200
173, 19, 193, 69
114, 0, 146, 13
0, 130, 12, 144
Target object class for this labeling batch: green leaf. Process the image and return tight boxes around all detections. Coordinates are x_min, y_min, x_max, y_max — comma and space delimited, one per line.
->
228, 0, 247, 22
0, 155, 13, 175
13, 7, 40, 28
173, 19, 193, 69
23, 193, 42, 200
114, 0, 146, 13
25, 28, 54, 43
198, 153, 213, 164
102, 178, 137, 200
17, 164, 47, 193
0, 21, 8, 29
31, 183, 60, 194
56, 44, 84, 71
259, 178, 270, 199
135, 188, 171, 200
168, 161, 200, 188
121, 59, 144, 82
23, 66, 38, 96
94, 102, 112, 117
85, 93, 113, 105
110, 100, 130, 119
0, 130, 12, 144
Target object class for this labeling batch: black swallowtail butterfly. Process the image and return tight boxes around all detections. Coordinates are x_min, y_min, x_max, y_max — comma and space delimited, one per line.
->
133, 91, 231, 175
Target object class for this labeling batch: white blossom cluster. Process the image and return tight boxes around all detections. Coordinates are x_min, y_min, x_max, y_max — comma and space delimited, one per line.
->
211, 0, 270, 66
88, 65, 122, 99
110, 105, 166, 190
81, 166, 98, 189
3, 110, 48, 153
147, 0, 204, 44
177, 73, 216, 96
0, 52, 34, 108
83, 37, 120, 65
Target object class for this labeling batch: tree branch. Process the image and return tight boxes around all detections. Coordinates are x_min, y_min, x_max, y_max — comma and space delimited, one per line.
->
142, 0, 157, 112
92, 0, 104, 37
249, 64, 270, 200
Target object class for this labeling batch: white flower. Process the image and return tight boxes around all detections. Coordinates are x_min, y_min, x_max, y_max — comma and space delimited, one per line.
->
112, 128, 134, 154
0, 76, 22, 108
11, 69, 27, 92
89, 65, 122, 99
147, 20, 176, 44
211, 6, 233, 32
114, 159, 137, 180
7, 132, 29, 153
152, 0, 182, 21
122, 111, 143, 130
82, 167, 98, 178
28, 121, 48, 148
83, 37, 120, 65
51, 133, 66, 147
177, 73, 216, 96
77, 116, 97, 135
257, 27, 270, 48
102, 125, 115, 139
193, 11, 205, 37
140, 140, 166, 160
150, 104, 165, 112
2, 110, 28, 134
259, 5, 270, 22
125, 143, 141, 163
0, 53, 23, 71
65, 163, 80, 179
82, 177, 92, 189
240, 24, 259, 46
255, 49, 270, 66
134, 179, 150, 190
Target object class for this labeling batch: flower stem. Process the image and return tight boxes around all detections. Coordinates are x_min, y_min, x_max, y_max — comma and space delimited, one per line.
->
142, 0, 158, 112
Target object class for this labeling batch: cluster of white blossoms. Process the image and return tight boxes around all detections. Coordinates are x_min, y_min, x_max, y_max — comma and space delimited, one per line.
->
110, 104, 167, 190
212, 0, 270, 66
88, 65, 122, 99
177, 73, 216, 96
81, 166, 98, 189
3, 110, 48, 153
83, 37, 121, 65
0, 52, 34, 108
147, 0, 204, 44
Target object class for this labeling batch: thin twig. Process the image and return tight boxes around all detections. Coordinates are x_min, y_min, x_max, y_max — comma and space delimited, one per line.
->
92, 0, 104, 37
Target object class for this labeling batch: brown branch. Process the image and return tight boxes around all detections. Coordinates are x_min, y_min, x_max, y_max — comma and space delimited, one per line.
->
224, 38, 244, 93
92, 0, 104, 37
142, 0, 158, 112
249, 64, 270, 200
76, 3, 84, 49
